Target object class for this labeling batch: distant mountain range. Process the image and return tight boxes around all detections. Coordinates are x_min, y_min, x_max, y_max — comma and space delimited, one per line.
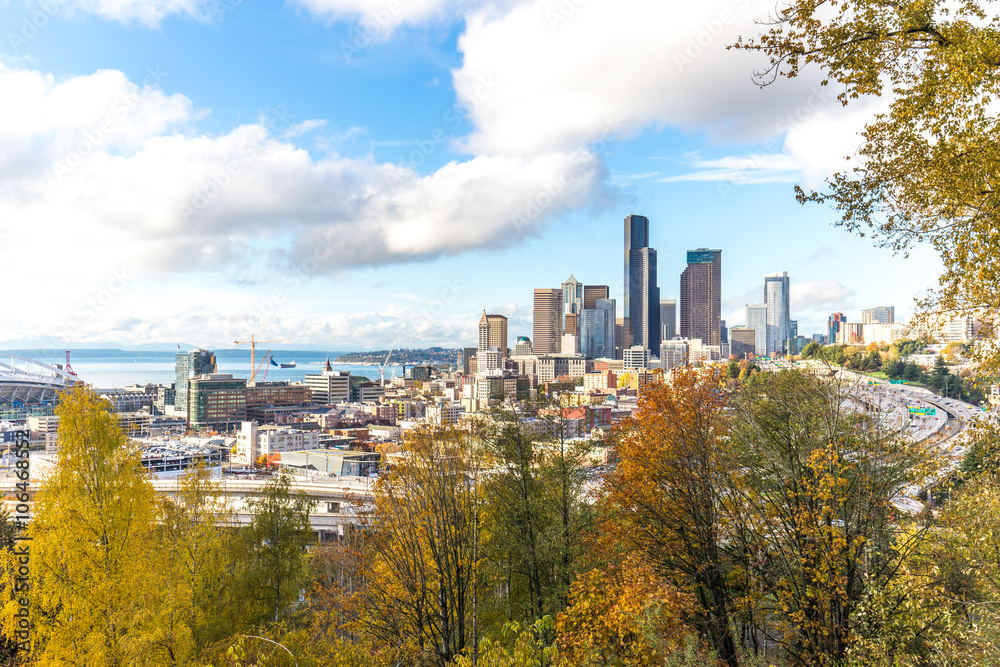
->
334, 347, 460, 366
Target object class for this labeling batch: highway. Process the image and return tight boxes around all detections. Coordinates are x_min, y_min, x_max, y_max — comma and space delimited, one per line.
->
798, 360, 992, 512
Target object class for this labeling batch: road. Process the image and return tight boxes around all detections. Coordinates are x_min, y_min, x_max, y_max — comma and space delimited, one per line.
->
796, 360, 992, 512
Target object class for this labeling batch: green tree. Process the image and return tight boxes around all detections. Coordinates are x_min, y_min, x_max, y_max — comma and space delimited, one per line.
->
238, 473, 315, 625
736, 0, 1000, 368
475, 402, 593, 625
903, 362, 924, 383
154, 464, 242, 656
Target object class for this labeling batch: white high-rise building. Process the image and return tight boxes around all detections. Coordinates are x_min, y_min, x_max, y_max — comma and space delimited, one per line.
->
660, 339, 689, 370
745, 304, 768, 357
623, 345, 650, 370
764, 272, 791, 356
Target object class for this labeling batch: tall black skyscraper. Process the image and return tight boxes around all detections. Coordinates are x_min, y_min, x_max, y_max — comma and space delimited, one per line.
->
623, 214, 660, 351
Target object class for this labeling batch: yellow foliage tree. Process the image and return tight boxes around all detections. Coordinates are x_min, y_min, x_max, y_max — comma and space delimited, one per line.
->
354, 426, 481, 666
5, 386, 159, 666
555, 555, 697, 667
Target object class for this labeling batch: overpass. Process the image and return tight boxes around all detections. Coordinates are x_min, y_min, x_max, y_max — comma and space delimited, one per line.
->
1, 472, 379, 541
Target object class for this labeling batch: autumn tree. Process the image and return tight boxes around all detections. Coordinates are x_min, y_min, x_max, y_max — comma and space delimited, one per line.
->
451, 617, 559, 667
726, 370, 935, 666
605, 367, 740, 667
886, 475, 1000, 665
13, 386, 158, 666
356, 426, 480, 666
735, 0, 1000, 368
152, 464, 245, 660
555, 553, 699, 667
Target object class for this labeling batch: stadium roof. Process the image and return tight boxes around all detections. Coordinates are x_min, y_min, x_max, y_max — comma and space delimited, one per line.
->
0, 355, 76, 405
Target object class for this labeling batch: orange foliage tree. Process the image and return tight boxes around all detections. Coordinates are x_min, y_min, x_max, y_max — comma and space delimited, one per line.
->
605, 367, 740, 667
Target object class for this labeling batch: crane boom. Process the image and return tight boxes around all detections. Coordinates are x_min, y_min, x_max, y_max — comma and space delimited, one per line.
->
379, 339, 398, 386
234, 335, 290, 382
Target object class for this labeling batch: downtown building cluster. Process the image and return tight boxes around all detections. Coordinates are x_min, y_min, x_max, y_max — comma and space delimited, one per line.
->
474, 215, 809, 385
462, 212, 987, 390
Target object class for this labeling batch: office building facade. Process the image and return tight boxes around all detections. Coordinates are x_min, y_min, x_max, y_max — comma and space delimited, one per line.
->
660, 298, 677, 342
828, 313, 847, 345
729, 326, 757, 358
660, 339, 689, 370
764, 271, 791, 356
304, 370, 351, 404
478, 312, 508, 355
680, 249, 722, 346
174, 349, 217, 410
533, 288, 564, 355
623, 345, 650, 371
862, 306, 895, 324
583, 284, 610, 310
746, 304, 768, 356
513, 337, 533, 356
188, 373, 247, 431
562, 275, 583, 336
580, 298, 616, 359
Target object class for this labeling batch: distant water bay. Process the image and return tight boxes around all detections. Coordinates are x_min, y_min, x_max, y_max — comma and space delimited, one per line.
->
19, 351, 404, 389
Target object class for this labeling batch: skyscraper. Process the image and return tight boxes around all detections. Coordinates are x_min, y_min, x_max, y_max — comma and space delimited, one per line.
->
562, 275, 582, 315
478, 311, 508, 354
660, 298, 677, 341
533, 288, 564, 355
745, 304, 767, 356
175, 348, 217, 410
583, 284, 610, 310
624, 214, 660, 351
581, 298, 616, 359
680, 249, 722, 345
828, 313, 847, 345
764, 271, 791, 356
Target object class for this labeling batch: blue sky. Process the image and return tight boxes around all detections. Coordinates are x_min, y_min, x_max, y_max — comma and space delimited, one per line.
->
0, 0, 940, 351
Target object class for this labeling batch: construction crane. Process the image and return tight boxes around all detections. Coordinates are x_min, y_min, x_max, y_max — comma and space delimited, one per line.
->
258, 351, 273, 383
234, 336, 289, 383
378, 338, 398, 386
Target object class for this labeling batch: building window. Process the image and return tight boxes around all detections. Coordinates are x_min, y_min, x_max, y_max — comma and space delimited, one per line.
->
327, 502, 341, 514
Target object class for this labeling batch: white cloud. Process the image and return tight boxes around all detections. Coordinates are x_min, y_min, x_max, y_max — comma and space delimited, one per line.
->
0, 62, 602, 293
783, 95, 890, 188
281, 119, 328, 139
791, 280, 857, 311
55, 0, 220, 26
452, 0, 843, 156
660, 154, 800, 184
293, 0, 485, 32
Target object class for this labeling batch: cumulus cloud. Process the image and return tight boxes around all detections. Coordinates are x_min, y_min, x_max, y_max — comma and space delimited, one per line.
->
791, 280, 857, 311
0, 62, 602, 281
453, 0, 840, 156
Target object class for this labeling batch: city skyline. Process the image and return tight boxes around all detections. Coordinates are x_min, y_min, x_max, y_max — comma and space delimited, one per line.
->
0, 1, 943, 352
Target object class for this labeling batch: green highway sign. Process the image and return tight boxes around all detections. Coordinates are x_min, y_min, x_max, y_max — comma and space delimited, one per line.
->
908, 407, 936, 416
